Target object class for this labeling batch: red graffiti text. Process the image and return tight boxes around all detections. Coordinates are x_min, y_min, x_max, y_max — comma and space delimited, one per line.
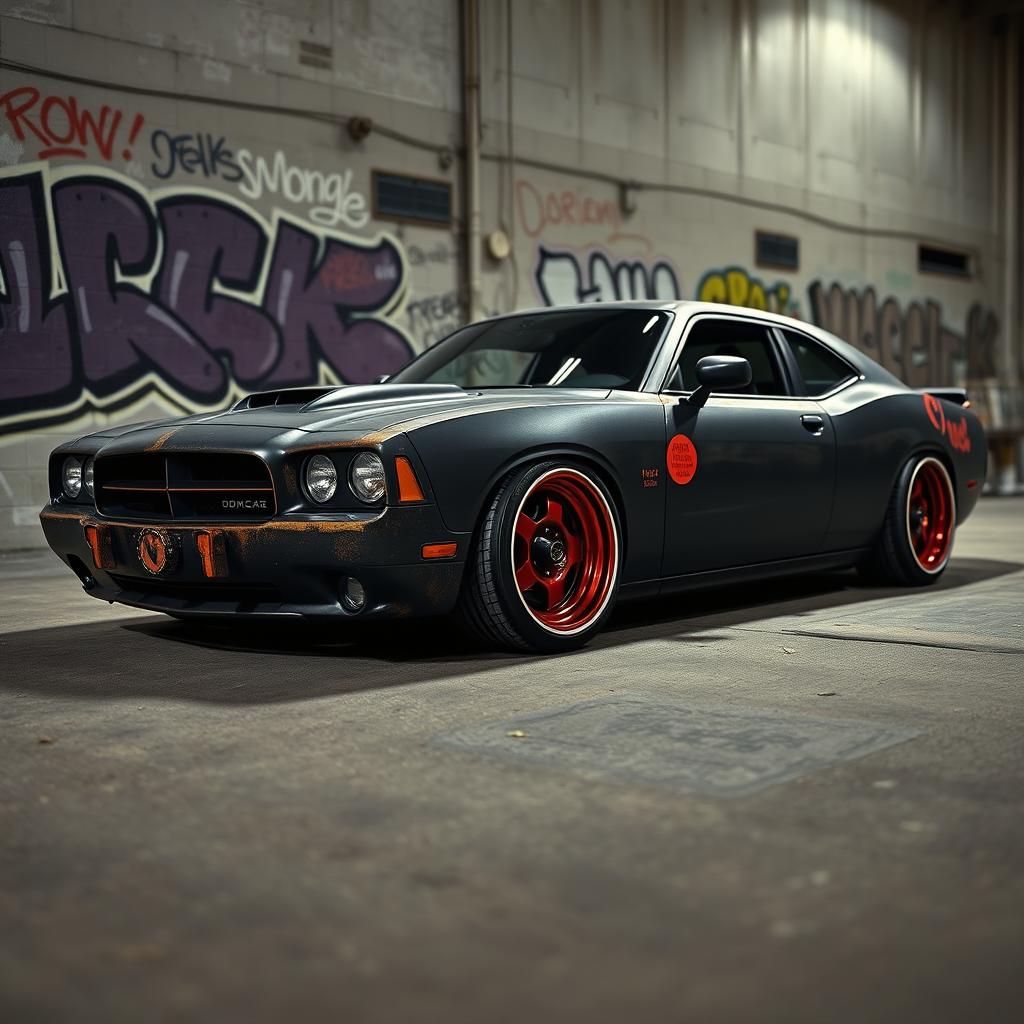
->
515, 179, 621, 239
0, 86, 144, 162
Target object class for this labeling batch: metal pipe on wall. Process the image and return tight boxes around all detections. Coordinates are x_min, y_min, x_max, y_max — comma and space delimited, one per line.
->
1004, 17, 1020, 391
462, 0, 483, 323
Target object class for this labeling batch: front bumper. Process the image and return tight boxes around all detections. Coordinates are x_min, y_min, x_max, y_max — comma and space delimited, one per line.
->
39, 504, 468, 621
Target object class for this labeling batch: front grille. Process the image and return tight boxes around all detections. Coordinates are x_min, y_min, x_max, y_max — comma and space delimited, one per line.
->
110, 574, 281, 606
96, 453, 275, 521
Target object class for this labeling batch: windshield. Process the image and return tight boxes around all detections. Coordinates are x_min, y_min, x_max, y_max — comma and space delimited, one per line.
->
390, 309, 672, 390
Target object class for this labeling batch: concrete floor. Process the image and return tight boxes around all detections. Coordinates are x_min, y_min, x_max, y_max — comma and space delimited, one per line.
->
1, 499, 1022, 1023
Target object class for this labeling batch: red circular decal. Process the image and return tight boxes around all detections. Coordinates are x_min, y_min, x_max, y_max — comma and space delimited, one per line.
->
667, 434, 698, 485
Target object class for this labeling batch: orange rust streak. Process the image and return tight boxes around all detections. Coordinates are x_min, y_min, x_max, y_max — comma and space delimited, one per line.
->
68, 515, 380, 533
288, 401, 571, 453
422, 542, 458, 559
47, 506, 385, 538
146, 429, 180, 452
103, 486, 273, 492
40, 509, 87, 523
395, 457, 425, 502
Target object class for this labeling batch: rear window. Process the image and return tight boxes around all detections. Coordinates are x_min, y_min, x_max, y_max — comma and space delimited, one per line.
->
783, 331, 856, 396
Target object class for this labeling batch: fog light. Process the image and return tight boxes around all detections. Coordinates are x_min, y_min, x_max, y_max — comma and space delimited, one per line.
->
341, 576, 366, 613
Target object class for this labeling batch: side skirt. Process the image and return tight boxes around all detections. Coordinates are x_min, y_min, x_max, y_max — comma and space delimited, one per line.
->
617, 547, 871, 603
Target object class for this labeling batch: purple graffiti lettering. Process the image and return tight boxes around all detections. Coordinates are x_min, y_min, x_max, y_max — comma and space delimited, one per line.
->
0, 173, 74, 414
262, 221, 412, 385
154, 197, 279, 383
52, 178, 226, 400
0, 169, 413, 436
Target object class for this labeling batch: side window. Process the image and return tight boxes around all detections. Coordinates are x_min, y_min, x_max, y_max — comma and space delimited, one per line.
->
666, 319, 788, 396
782, 330, 856, 396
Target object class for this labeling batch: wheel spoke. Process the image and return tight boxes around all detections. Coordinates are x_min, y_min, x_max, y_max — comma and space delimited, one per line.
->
515, 560, 541, 592
564, 530, 582, 568
515, 512, 536, 545
539, 572, 567, 609
545, 496, 566, 529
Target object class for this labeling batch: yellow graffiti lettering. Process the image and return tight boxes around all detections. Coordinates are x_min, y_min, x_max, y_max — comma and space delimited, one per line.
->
698, 266, 795, 316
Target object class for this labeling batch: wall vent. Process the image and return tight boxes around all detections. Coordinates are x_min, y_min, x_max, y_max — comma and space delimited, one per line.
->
298, 41, 333, 70
755, 231, 799, 271
918, 244, 971, 277
372, 171, 452, 227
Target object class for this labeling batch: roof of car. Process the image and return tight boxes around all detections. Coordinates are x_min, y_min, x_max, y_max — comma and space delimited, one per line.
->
495, 299, 796, 326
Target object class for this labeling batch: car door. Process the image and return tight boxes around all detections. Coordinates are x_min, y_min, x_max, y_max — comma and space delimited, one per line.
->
660, 314, 836, 577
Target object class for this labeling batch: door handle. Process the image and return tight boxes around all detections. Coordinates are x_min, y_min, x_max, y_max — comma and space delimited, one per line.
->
801, 414, 825, 435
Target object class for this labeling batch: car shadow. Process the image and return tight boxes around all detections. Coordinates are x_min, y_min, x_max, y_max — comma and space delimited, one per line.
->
1, 556, 1018, 705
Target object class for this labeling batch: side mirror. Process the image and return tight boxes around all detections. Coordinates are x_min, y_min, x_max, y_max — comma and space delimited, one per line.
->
688, 355, 752, 408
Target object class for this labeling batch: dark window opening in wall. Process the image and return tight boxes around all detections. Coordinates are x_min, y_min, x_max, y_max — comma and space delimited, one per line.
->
918, 244, 971, 277
373, 171, 452, 228
755, 231, 799, 271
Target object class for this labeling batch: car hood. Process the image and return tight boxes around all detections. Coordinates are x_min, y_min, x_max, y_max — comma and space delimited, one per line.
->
81, 385, 613, 453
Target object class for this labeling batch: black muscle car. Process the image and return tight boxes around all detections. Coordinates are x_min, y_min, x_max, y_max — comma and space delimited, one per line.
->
40, 301, 987, 652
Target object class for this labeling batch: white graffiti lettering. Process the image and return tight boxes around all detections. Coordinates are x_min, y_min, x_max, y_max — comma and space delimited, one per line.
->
235, 149, 369, 229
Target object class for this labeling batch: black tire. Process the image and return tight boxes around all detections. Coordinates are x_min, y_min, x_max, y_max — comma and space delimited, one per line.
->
458, 461, 622, 653
860, 454, 956, 586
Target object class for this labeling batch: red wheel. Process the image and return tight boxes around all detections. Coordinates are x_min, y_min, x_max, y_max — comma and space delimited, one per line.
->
511, 469, 618, 634
906, 457, 955, 574
459, 462, 622, 652
861, 454, 956, 586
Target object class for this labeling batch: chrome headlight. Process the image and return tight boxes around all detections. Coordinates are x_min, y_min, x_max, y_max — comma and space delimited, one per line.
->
305, 454, 338, 504
83, 457, 95, 498
349, 452, 386, 503
62, 456, 83, 498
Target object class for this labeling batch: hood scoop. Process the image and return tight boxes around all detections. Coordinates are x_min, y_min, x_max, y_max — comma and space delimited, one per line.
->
233, 387, 338, 410
298, 383, 466, 411
232, 383, 465, 413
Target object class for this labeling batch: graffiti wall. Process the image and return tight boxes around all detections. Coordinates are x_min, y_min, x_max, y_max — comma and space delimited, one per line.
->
807, 281, 999, 388
0, 165, 412, 435
2, 162, 415, 432
0, 68, 460, 548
